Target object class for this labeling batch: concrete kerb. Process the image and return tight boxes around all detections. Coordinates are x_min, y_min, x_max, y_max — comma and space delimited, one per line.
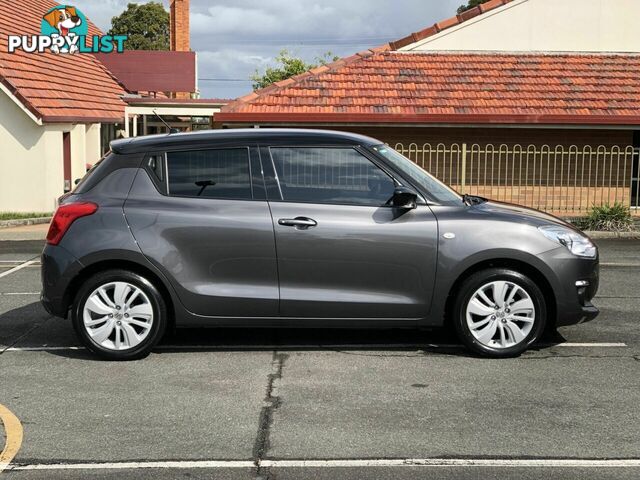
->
0, 218, 51, 229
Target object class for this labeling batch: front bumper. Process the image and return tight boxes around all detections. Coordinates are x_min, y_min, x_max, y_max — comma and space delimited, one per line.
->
537, 247, 599, 327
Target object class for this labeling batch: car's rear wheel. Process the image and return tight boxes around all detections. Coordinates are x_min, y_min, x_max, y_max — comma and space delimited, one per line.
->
453, 268, 546, 357
72, 270, 167, 360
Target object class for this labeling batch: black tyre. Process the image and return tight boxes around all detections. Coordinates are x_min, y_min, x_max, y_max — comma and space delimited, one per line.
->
72, 269, 167, 360
453, 268, 546, 358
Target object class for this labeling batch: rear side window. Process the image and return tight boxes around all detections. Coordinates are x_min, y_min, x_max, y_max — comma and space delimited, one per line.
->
166, 148, 252, 199
269, 147, 396, 206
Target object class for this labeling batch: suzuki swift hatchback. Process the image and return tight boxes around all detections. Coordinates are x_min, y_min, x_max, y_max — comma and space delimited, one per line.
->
41, 129, 599, 360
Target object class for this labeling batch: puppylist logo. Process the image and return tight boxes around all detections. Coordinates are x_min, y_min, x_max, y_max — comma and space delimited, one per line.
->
7, 5, 127, 55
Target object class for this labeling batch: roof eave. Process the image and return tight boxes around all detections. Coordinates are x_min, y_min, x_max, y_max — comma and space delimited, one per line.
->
41, 115, 125, 124
0, 77, 43, 125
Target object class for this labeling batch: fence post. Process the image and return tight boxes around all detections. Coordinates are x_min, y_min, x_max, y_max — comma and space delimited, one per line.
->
460, 143, 467, 192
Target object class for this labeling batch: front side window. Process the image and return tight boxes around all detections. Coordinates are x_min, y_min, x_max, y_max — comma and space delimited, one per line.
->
270, 147, 396, 206
167, 148, 252, 199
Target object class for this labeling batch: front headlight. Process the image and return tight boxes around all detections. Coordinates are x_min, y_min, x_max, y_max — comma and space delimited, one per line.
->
538, 225, 597, 258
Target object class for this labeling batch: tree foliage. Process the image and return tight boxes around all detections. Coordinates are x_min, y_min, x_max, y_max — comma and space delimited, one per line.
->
108, 2, 170, 51
251, 50, 339, 90
457, 0, 492, 14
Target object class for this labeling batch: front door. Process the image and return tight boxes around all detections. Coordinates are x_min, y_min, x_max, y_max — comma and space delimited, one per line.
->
264, 146, 438, 319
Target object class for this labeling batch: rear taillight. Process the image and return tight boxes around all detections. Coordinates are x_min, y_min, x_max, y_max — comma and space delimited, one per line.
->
46, 202, 98, 245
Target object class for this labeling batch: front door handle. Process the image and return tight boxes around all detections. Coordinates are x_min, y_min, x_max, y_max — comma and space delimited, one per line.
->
278, 217, 317, 229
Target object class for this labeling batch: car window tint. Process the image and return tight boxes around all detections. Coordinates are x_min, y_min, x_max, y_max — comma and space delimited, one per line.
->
167, 148, 252, 199
270, 147, 395, 206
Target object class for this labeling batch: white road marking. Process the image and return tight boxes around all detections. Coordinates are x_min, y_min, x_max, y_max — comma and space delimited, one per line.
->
0, 261, 38, 264
0, 260, 37, 279
8, 458, 640, 471
2, 342, 627, 352
262, 458, 640, 468
0, 292, 40, 296
10, 460, 255, 471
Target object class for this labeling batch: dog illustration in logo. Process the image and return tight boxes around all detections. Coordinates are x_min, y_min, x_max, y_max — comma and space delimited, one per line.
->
42, 6, 83, 54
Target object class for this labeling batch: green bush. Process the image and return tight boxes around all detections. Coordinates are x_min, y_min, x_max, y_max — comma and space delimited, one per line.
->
577, 203, 634, 232
0, 212, 52, 221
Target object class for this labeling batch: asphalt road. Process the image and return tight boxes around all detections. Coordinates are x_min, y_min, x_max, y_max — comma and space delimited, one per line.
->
0, 238, 639, 479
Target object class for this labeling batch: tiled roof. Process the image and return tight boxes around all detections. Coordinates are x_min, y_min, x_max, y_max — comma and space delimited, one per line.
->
388, 0, 515, 50
0, 0, 126, 123
217, 52, 640, 125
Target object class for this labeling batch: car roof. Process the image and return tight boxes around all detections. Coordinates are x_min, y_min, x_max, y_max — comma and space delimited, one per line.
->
110, 128, 383, 154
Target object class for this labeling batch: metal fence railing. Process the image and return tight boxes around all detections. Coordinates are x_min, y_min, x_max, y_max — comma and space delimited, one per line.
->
394, 143, 640, 216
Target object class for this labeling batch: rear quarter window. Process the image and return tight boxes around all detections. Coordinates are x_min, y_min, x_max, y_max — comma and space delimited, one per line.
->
72, 153, 111, 193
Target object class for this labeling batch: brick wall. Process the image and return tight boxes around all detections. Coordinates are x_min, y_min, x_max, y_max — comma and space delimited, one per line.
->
329, 126, 633, 149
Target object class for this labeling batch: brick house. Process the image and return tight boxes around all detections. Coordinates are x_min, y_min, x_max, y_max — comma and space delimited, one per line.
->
0, 0, 126, 212
216, 0, 640, 215
0, 0, 220, 212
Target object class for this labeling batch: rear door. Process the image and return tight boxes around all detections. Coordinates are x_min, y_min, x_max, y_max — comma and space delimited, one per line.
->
262, 145, 438, 320
125, 145, 279, 318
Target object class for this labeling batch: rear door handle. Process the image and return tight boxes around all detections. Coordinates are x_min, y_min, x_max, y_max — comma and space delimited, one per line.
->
278, 217, 317, 229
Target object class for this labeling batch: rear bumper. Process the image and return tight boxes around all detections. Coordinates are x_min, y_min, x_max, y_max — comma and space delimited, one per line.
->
40, 244, 84, 319
537, 247, 599, 327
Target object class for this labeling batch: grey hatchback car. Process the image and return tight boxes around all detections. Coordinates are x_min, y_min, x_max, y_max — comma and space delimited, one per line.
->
41, 129, 599, 360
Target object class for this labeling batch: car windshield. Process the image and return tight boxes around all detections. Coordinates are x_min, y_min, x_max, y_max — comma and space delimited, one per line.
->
371, 145, 462, 205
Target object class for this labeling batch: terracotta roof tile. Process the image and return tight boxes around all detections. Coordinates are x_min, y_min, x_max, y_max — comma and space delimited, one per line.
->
389, 0, 514, 51
218, 52, 640, 125
0, 0, 126, 123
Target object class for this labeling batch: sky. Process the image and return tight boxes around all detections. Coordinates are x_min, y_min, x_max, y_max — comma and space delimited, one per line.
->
70, 0, 463, 99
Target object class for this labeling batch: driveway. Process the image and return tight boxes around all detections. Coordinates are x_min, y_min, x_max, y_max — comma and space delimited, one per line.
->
0, 237, 639, 479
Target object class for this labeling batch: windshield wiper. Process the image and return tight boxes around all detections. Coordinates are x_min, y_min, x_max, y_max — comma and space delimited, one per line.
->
462, 194, 487, 206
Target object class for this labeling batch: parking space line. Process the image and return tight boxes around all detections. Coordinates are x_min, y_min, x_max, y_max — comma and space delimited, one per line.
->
262, 458, 640, 468
0, 404, 24, 473
8, 458, 640, 471
2, 342, 628, 352
0, 292, 40, 296
11, 460, 255, 471
0, 260, 37, 279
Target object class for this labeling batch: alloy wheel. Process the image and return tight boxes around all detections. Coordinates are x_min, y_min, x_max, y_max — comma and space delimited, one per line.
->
465, 280, 536, 349
82, 281, 154, 351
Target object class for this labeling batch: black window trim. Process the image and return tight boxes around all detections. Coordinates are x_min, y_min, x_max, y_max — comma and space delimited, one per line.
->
265, 144, 426, 208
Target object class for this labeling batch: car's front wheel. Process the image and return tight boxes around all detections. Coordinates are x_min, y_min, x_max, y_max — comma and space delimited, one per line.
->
453, 268, 546, 357
72, 270, 167, 360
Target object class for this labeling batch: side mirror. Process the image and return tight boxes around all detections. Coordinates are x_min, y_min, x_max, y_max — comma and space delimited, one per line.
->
391, 186, 418, 210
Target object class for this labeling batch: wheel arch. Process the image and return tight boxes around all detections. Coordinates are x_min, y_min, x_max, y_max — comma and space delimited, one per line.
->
63, 258, 176, 330
442, 257, 557, 330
